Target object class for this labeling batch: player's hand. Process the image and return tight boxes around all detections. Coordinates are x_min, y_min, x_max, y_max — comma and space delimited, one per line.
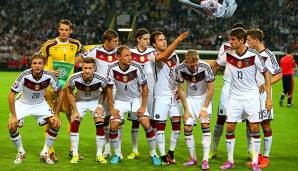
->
265, 97, 272, 111
110, 108, 120, 119
49, 115, 61, 129
50, 70, 60, 77
8, 116, 18, 131
176, 31, 190, 43
136, 107, 146, 119
183, 111, 192, 122
70, 111, 80, 123
94, 106, 104, 122
258, 84, 265, 93
199, 110, 208, 122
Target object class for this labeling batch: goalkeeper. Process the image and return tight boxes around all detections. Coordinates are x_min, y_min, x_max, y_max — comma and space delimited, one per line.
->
39, 19, 85, 162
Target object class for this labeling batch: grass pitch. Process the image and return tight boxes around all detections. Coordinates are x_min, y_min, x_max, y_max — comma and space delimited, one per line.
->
0, 72, 297, 171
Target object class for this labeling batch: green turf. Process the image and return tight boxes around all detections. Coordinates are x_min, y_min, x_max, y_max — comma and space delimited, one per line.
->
0, 72, 297, 171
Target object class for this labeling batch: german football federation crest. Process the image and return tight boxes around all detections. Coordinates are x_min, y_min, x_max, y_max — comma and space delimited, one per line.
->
140, 56, 145, 62
123, 75, 128, 82
34, 84, 40, 91
108, 56, 113, 62
192, 76, 196, 82
237, 60, 242, 68
245, 59, 250, 66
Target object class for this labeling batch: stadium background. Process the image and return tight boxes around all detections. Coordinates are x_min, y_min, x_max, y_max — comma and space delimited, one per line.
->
0, 0, 297, 170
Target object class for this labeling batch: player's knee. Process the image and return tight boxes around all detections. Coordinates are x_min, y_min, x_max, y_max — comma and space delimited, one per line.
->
263, 129, 272, 137
226, 122, 236, 132
216, 115, 226, 125
261, 120, 270, 129
184, 125, 193, 132
249, 123, 260, 132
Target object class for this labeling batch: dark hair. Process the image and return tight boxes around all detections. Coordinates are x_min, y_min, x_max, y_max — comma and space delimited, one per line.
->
247, 28, 264, 42
103, 29, 118, 42
116, 45, 130, 56
230, 27, 247, 43
232, 23, 244, 29
150, 31, 163, 46
58, 19, 73, 29
135, 28, 150, 43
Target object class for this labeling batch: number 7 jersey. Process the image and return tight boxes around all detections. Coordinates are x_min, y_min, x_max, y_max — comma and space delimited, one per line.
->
217, 48, 267, 99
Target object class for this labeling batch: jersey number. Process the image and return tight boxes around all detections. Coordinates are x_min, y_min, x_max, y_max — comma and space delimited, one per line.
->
32, 93, 40, 99
124, 85, 128, 91
237, 71, 243, 79
85, 92, 91, 97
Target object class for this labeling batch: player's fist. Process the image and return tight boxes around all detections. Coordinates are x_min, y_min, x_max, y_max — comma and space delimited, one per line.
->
137, 107, 146, 119
183, 111, 192, 122
8, 116, 18, 132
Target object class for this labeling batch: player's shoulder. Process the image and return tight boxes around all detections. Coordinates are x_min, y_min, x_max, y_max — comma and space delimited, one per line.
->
43, 70, 57, 78
199, 60, 212, 69
17, 69, 32, 80
176, 63, 187, 71
93, 72, 108, 82
69, 38, 82, 46
247, 47, 260, 55
42, 38, 58, 47
131, 62, 143, 70
108, 62, 119, 70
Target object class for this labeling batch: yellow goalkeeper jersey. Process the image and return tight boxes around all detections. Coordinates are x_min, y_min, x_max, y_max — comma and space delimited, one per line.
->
40, 37, 84, 71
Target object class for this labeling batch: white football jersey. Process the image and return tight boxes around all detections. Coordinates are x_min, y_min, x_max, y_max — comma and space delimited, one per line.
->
11, 69, 61, 105
153, 52, 180, 97
217, 42, 233, 84
130, 47, 157, 95
201, 0, 223, 16
256, 48, 281, 86
82, 45, 118, 78
175, 61, 215, 96
107, 62, 147, 101
217, 48, 267, 99
68, 71, 107, 100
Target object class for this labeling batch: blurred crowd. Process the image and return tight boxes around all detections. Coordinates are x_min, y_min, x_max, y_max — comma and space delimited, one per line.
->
0, 0, 297, 70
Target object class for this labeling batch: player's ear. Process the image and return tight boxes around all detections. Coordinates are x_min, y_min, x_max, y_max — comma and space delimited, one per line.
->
152, 43, 157, 48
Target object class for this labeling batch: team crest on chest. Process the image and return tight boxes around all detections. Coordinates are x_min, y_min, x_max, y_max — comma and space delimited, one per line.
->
108, 56, 113, 62
34, 84, 40, 91
123, 75, 128, 82
140, 56, 145, 62
237, 60, 242, 68
192, 76, 196, 82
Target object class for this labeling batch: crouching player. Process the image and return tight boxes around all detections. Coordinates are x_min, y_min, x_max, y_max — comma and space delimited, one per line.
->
175, 50, 215, 169
106, 45, 161, 165
67, 57, 108, 164
8, 54, 62, 164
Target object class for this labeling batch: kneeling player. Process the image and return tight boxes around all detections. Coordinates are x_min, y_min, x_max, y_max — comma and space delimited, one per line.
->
106, 45, 161, 165
175, 50, 215, 169
8, 54, 61, 165
67, 57, 108, 164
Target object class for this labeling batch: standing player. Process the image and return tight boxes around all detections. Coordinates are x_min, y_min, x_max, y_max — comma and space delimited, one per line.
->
76, 29, 119, 158
8, 54, 61, 165
39, 19, 84, 161
150, 31, 189, 165
127, 28, 189, 159
217, 28, 272, 171
67, 57, 108, 164
246, 28, 282, 168
106, 45, 161, 165
175, 50, 215, 169
208, 23, 247, 159
178, 0, 237, 18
